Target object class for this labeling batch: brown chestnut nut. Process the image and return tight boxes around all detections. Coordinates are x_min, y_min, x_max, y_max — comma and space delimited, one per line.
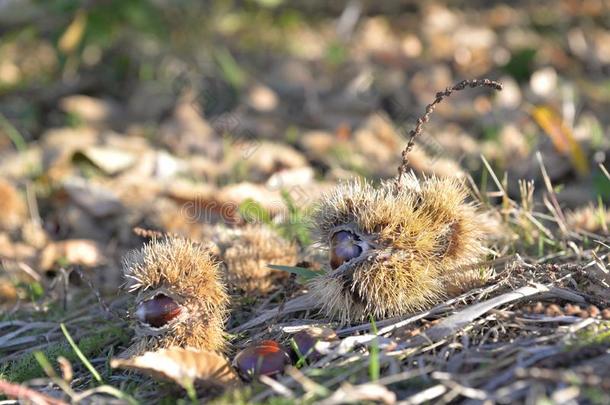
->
135, 294, 182, 328
233, 340, 291, 380
291, 327, 337, 363
330, 230, 369, 269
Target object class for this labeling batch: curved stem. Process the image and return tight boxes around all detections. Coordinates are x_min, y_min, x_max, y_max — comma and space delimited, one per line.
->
396, 78, 503, 184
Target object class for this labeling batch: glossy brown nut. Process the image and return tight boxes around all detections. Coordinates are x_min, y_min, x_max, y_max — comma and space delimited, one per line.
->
233, 340, 291, 380
330, 230, 363, 269
291, 327, 337, 363
135, 294, 182, 328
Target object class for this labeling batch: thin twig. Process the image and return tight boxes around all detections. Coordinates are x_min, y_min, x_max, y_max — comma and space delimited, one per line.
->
0, 379, 69, 405
536, 152, 569, 236
396, 79, 503, 184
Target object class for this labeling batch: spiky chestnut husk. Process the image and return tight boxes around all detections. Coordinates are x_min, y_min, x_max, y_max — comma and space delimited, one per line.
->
309, 173, 488, 324
216, 225, 298, 295
122, 237, 229, 356
566, 205, 610, 234
0, 179, 25, 231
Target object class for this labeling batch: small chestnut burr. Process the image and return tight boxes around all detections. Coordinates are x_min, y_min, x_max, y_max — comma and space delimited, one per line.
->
122, 236, 229, 356
215, 224, 298, 295
309, 171, 489, 324
308, 79, 501, 324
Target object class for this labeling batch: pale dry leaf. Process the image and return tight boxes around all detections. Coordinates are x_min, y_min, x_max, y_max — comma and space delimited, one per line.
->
266, 167, 314, 189
78, 146, 137, 175
218, 182, 285, 215
59, 95, 123, 127
39, 239, 105, 271
164, 179, 216, 203
110, 347, 239, 389
63, 178, 123, 217
246, 83, 278, 112
244, 142, 308, 180
298, 130, 335, 158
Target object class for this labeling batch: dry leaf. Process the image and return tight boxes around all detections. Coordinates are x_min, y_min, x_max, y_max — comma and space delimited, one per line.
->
58, 9, 87, 54
78, 146, 137, 175
246, 83, 278, 112
0, 178, 26, 231
0, 278, 18, 302
164, 179, 216, 203
531, 105, 589, 176
266, 167, 314, 189
39, 239, 106, 271
59, 95, 123, 127
244, 142, 308, 180
218, 182, 285, 216
111, 347, 239, 389
63, 178, 123, 217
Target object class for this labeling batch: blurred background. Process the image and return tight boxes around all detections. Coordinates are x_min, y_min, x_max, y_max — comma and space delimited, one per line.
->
0, 0, 609, 297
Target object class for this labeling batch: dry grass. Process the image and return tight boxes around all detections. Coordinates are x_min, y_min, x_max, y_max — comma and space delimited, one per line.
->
1, 4, 609, 403
1, 164, 609, 404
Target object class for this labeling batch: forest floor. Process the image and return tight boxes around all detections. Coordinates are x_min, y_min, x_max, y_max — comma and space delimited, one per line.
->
0, 1, 609, 403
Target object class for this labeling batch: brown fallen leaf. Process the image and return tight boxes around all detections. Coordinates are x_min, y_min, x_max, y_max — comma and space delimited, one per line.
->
111, 347, 239, 389
0, 178, 26, 231
158, 95, 218, 157
0, 278, 18, 302
39, 239, 106, 272
242, 142, 308, 181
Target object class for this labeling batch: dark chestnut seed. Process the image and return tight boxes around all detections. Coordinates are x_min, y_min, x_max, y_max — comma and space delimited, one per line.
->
330, 230, 364, 269
135, 294, 182, 328
291, 327, 337, 363
233, 340, 291, 380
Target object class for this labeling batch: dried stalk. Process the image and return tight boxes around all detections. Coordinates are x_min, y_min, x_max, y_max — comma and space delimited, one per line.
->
397, 78, 503, 184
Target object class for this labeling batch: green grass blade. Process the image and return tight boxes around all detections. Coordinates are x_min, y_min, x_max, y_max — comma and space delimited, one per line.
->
60, 323, 103, 383
369, 316, 380, 381
33, 351, 57, 378
267, 265, 320, 280
0, 113, 27, 153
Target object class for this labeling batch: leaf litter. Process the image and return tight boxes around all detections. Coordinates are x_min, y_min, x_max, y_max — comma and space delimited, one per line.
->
0, 2, 609, 404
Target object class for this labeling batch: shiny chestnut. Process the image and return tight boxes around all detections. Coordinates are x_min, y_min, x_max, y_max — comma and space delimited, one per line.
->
330, 230, 366, 269
233, 340, 291, 380
291, 327, 337, 363
135, 293, 182, 328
